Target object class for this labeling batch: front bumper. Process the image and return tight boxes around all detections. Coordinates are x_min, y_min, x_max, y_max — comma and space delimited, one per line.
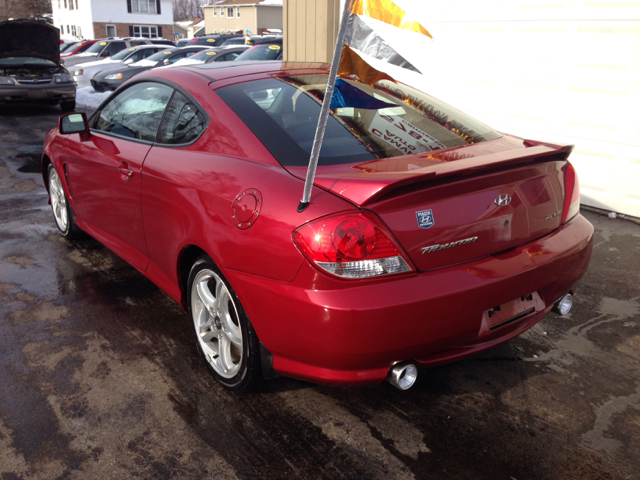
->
0, 84, 75, 104
224, 214, 594, 386
91, 78, 120, 92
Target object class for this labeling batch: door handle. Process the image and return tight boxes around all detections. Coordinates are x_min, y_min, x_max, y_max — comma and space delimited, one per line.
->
117, 161, 133, 182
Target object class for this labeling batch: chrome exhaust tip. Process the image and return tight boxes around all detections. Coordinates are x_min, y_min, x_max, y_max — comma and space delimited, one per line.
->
386, 363, 418, 390
553, 294, 573, 315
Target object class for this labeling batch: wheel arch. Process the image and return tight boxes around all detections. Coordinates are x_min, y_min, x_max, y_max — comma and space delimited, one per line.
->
41, 154, 53, 193
177, 244, 210, 309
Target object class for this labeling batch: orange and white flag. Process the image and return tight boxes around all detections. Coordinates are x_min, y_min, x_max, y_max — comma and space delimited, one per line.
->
338, 0, 432, 83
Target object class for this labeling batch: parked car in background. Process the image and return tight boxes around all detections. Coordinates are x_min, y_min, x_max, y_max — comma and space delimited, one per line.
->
170, 46, 249, 66
62, 37, 172, 68
70, 45, 171, 88
0, 19, 76, 111
219, 35, 282, 47
188, 33, 243, 46
234, 42, 283, 61
176, 38, 191, 47
91, 46, 208, 91
42, 61, 593, 392
60, 41, 78, 53
60, 40, 99, 58
149, 39, 176, 46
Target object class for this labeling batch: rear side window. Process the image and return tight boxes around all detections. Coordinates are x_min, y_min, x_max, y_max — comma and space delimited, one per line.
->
156, 91, 207, 144
94, 82, 173, 142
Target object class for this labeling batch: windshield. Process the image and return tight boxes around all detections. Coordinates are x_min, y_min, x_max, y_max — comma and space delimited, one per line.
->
235, 44, 282, 61
111, 47, 137, 60
217, 75, 501, 167
86, 41, 108, 54
60, 42, 78, 53
133, 49, 174, 66
188, 49, 218, 61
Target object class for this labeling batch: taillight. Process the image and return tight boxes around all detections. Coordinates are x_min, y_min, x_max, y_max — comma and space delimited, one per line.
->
292, 211, 413, 279
561, 161, 580, 224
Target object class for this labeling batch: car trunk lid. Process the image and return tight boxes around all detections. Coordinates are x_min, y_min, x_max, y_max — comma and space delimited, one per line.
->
286, 135, 572, 271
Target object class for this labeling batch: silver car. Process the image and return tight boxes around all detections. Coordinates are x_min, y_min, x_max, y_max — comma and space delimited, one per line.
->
0, 19, 76, 111
62, 38, 164, 68
70, 44, 170, 88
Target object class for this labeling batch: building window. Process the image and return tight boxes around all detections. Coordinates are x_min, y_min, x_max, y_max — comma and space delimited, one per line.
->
69, 0, 74, 10
75, 0, 78, 8
131, 0, 158, 14
227, 7, 233, 17
66, 25, 70, 34
132, 25, 159, 38
236, 7, 240, 17
57, 0, 61, 8
220, 7, 224, 16
71, 25, 77, 36
64, 0, 67, 8
106, 24, 116, 37
212, 7, 216, 16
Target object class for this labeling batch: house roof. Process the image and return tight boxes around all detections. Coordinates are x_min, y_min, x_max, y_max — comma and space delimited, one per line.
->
203, 0, 282, 7
175, 17, 203, 28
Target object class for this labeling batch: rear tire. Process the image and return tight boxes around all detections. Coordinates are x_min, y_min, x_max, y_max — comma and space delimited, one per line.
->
60, 100, 76, 112
47, 164, 80, 239
187, 256, 262, 392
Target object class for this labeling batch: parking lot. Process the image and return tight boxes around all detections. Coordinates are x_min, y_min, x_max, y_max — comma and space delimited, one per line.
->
0, 103, 639, 479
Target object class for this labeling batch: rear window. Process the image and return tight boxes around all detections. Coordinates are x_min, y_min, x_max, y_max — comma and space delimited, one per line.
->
216, 74, 501, 167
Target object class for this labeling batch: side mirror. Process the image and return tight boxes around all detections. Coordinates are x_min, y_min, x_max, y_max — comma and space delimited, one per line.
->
124, 58, 133, 64
59, 112, 90, 141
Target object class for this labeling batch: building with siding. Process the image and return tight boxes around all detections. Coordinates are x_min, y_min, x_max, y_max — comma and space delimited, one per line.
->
283, 0, 640, 218
50, 0, 174, 41
202, 0, 282, 35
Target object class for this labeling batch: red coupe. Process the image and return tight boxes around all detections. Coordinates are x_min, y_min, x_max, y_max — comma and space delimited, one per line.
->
41, 61, 593, 392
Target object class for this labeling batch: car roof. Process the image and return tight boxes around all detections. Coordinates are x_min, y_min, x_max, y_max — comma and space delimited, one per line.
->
140, 61, 328, 84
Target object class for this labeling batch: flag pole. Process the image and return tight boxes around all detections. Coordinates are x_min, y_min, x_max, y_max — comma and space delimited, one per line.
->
297, 0, 354, 213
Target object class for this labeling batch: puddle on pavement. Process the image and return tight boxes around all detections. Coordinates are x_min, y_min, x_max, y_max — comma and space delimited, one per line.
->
14, 145, 43, 174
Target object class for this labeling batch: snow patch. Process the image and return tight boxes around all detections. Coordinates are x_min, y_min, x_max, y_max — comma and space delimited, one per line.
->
76, 86, 111, 109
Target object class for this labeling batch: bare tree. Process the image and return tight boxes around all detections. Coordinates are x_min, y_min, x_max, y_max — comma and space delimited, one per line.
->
0, 0, 51, 21
174, 0, 207, 21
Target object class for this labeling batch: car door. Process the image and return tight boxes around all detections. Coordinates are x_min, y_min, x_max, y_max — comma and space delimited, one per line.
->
64, 81, 174, 271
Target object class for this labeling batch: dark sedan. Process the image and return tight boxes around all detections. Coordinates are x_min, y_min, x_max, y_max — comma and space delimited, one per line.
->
91, 46, 208, 91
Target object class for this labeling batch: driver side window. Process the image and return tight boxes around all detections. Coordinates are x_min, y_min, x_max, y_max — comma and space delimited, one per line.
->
95, 82, 173, 142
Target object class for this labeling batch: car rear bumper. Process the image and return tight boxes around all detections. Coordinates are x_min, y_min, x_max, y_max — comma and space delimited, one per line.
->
224, 214, 594, 386
0, 85, 75, 103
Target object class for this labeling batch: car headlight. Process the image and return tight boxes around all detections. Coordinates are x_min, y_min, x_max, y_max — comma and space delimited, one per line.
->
72, 69, 84, 76
0, 76, 15, 85
54, 73, 74, 83
105, 73, 123, 80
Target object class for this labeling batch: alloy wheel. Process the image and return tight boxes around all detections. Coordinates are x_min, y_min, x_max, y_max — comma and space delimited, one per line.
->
191, 268, 243, 378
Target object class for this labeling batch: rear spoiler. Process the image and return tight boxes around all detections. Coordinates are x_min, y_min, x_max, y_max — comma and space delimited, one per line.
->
350, 143, 573, 206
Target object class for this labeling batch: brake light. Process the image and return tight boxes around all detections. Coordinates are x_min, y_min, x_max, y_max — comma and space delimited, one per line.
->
292, 211, 412, 279
561, 161, 580, 224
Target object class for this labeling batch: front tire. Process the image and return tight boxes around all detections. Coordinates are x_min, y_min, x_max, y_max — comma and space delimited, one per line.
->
187, 256, 262, 392
47, 164, 80, 239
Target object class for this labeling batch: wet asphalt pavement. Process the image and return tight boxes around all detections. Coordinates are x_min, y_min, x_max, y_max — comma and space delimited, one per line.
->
0, 103, 639, 480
